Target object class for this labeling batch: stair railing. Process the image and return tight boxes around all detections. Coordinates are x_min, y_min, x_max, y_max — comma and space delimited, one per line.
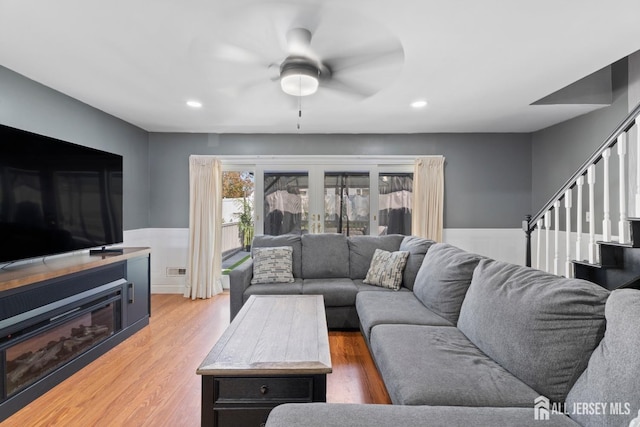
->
525, 101, 640, 276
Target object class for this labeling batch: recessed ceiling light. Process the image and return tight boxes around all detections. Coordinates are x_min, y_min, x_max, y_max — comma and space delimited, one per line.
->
411, 100, 428, 108
186, 100, 202, 108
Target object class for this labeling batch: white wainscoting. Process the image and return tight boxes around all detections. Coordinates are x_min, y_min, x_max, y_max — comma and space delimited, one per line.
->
123, 228, 189, 294
125, 227, 527, 294
442, 228, 526, 266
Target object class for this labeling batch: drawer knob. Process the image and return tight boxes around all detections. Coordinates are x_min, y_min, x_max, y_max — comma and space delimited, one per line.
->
260, 385, 269, 395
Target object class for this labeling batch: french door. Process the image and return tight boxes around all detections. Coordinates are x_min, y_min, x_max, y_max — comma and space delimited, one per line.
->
250, 161, 413, 236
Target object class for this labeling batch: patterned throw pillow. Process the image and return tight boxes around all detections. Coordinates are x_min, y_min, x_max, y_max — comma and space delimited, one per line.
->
363, 249, 410, 290
251, 246, 295, 284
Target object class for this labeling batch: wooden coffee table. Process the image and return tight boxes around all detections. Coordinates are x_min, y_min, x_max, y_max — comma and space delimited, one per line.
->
197, 295, 332, 427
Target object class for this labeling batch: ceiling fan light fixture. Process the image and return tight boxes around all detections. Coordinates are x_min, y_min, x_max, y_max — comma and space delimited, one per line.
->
280, 62, 319, 97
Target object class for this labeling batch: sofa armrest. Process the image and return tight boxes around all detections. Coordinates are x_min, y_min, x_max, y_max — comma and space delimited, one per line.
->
229, 259, 254, 322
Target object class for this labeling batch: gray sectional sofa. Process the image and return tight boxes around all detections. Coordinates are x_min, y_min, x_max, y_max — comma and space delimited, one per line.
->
229, 233, 433, 329
258, 236, 640, 427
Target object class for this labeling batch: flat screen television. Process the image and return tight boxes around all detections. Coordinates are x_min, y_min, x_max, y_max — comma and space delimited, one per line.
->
0, 123, 123, 263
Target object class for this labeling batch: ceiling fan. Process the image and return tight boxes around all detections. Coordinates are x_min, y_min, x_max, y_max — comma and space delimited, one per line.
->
194, 5, 405, 102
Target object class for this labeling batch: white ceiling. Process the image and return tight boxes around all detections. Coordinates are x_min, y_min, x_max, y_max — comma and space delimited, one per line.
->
2, 0, 640, 134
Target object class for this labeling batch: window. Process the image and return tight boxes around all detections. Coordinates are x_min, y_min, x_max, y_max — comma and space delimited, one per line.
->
324, 172, 370, 236
378, 173, 413, 235
263, 173, 309, 235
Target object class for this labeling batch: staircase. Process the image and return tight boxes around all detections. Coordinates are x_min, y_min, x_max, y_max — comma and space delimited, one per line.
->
526, 102, 640, 291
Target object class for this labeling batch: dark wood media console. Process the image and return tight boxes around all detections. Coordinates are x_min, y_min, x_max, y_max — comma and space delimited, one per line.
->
0, 247, 151, 422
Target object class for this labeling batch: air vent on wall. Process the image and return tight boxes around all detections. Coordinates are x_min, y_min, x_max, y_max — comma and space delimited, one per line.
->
166, 267, 187, 277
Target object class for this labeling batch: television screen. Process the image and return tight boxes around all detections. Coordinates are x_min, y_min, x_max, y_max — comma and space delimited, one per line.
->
0, 124, 123, 263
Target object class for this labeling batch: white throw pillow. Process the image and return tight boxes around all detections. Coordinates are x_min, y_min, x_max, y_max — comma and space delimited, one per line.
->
251, 246, 295, 284
363, 248, 409, 290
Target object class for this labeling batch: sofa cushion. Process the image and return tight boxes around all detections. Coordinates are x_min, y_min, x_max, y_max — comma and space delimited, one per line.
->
356, 291, 452, 342
250, 246, 294, 284
301, 234, 350, 278
363, 249, 409, 290
370, 324, 540, 406
353, 279, 411, 293
398, 236, 435, 290
412, 243, 483, 324
348, 235, 404, 279
266, 403, 580, 427
566, 289, 640, 427
243, 279, 303, 301
253, 234, 302, 278
457, 259, 609, 403
302, 278, 359, 307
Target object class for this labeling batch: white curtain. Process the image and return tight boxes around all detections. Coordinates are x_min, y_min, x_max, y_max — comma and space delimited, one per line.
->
412, 157, 445, 242
185, 156, 224, 299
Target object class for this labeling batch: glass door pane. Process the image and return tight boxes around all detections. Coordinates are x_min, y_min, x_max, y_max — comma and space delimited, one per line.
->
378, 173, 413, 235
263, 172, 309, 235
324, 172, 370, 236
221, 171, 254, 252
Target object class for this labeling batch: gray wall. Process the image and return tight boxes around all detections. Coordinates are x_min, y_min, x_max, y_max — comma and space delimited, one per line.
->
531, 58, 630, 214
149, 132, 532, 229
0, 66, 150, 230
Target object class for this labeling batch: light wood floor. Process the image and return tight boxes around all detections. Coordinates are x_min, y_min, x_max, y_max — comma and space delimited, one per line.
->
3, 293, 390, 426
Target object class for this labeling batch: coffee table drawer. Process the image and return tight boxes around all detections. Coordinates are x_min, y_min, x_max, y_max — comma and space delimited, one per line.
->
215, 377, 314, 402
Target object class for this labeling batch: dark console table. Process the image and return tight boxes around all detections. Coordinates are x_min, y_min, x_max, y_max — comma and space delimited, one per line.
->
0, 247, 151, 422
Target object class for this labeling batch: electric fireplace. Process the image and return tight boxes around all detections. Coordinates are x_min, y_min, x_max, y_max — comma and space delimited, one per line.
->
0, 280, 124, 401
0, 248, 150, 422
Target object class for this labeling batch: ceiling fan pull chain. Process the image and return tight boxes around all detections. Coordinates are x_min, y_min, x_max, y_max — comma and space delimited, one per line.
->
297, 93, 302, 130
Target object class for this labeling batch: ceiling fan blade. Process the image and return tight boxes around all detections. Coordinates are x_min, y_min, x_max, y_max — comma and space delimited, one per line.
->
320, 41, 404, 99
323, 42, 404, 73
189, 37, 270, 66
215, 43, 269, 65
321, 77, 380, 99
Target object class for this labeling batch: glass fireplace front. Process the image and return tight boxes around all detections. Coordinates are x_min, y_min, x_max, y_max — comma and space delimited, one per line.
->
2, 291, 122, 397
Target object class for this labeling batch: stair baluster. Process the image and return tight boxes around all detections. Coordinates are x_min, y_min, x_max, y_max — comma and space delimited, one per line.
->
602, 148, 612, 241
536, 218, 543, 270
545, 211, 551, 272
565, 189, 572, 277
576, 176, 584, 262
554, 201, 560, 274
618, 133, 630, 243
636, 118, 640, 216
588, 164, 597, 264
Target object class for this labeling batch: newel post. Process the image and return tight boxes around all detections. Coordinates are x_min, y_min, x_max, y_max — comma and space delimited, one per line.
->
618, 133, 630, 243
523, 214, 532, 267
